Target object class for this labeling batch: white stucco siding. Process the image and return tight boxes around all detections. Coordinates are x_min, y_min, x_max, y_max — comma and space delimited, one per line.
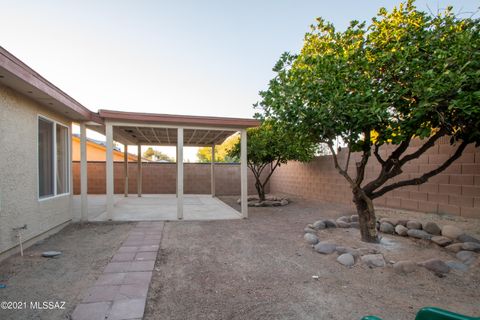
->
0, 84, 73, 255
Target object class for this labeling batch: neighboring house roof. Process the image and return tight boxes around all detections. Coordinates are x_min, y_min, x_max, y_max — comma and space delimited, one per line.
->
0, 46, 260, 143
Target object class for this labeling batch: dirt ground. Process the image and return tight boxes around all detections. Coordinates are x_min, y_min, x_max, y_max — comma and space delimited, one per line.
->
144, 196, 480, 320
0, 222, 133, 320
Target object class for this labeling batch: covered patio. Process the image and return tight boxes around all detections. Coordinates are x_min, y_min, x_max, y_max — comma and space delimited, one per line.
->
77, 110, 259, 221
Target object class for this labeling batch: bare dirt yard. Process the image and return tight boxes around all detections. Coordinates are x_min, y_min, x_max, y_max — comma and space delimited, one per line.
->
0, 222, 133, 320
144, 196, 480, 320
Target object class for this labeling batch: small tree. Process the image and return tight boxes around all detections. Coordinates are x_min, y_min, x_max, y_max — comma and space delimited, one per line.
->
197, 134, 240, 163
257, 1, 480, 242
228, 122, 317, 201
143, 147, 174, 162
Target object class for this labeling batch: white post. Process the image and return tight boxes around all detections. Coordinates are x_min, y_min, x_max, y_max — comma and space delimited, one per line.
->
106, 122, 114, 220
177, 128, 184, 220
124, 145, 128, 197
211, 144, 215, 197
240, 129, 248, 218
137, 144, 142, 197
80, 122, 88, 221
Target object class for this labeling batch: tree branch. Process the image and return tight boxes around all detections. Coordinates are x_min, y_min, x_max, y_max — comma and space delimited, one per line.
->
327, 141, 354, 185
373, 144, 385, 165
371, 141, 468, 199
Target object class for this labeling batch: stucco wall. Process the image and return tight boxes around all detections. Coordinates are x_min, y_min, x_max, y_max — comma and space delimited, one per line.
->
270, 137, 480, 218
0, 84, 73, 255
72, 162, 269, 196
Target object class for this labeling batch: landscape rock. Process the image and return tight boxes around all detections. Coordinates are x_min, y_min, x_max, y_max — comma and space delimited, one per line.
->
441, 225, 464, 240
379, 222, 395, 234
323, 220, 337, 228
393, 260, 417, 274
314, 241, 337, 254
406, 220, 422, 230
337, 253, 355, 267
445, 260, 469, 272
380, 218, 399, 226
418, 258, 450, 274
456, 250, 475, 264
304, 227, 316, 234
407, 229, 432, 240
42, 251, 62, 258
336, 221, 351, 228
337, 216, 351, 223
312, 220, 326, 230
397, 220, 409, 227
280, 199, 289, 206
422, 222, 441, 236
457, 234, 480, 244
445, 243, 464, 253
361, 254, 385, 268
350, 215, 359, 222
462, 242, 480, 252
335, 246, 354, 255
355, 248, 380, 256
304, 233, 319, 245
431, 236, 453, 247
350, 222, 360, 229
395, 225, 409, 236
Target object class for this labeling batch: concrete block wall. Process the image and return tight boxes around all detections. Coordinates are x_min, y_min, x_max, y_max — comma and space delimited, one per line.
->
73, 162, 268, 196
269, 137, 480, 218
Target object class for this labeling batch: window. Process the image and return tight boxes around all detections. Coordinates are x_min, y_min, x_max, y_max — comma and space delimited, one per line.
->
38, 116, 70, 199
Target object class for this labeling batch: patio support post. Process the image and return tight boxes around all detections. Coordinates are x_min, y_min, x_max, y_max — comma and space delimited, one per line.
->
177, 127, 184, 219
240, 129, 248, 218
80, 122, 88, 221
211, 144, 215, 197
106, 122, 114, 220
124, 145, 128, 197
137, 144, 142, 197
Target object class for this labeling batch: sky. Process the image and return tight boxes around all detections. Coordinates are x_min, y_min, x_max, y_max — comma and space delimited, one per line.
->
1, 0, 478, 160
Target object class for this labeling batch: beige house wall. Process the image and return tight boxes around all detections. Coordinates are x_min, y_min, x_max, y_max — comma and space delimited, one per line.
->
0, 84, 73, 258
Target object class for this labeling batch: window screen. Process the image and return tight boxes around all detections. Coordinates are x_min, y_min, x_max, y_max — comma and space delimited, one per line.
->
38, 118, 54, 198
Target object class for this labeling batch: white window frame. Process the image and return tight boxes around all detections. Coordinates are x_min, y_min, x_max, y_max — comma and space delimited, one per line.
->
37, 114, 71, 201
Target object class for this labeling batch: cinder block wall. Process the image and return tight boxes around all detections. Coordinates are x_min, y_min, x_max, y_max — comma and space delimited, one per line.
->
73, 162, 268, 196
269, 137, 480, 218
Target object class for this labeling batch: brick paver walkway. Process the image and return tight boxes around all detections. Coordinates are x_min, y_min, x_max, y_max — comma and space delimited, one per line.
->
72, 221, 164, 320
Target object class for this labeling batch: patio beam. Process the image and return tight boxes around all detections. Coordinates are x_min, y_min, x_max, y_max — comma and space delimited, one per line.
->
211, 144, 215, 197
177, 127, 184, 220
106, 122, 114, 220
124, 145, 128, 197
240, 129, 248, 218
137, 144, 142, 197
80, 122, 88, 221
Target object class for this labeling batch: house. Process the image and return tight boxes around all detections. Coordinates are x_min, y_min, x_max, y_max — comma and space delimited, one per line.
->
71, 134, 140, 162
0, 46, 258, 261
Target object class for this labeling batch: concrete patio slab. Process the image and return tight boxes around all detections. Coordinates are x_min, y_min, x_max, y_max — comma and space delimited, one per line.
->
73, 194, 242, 221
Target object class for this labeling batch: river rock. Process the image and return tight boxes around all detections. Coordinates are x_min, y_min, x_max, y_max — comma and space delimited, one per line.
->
304, 233, 319, 245
406, 220, 422, 230
431, 236, 453, 247
304, 227, 316, 234
350, 222, 360, 229
418, 258, 450, 274
361, 254, 385, 268
336, 221, 351, 228
380, 222, 395, 234
312, 220, 326, 230
446, 260, 469, 272
445, 243, 464, 253
337, 216, 351, 223
441, 225, 464, 240
458, 234, 480, 244
337, 253, 355, 267
323, 220, 337, 228
462, 242, 480, 252
335, 246, 354, 255
397, 220, 409, 227
314, 241, 337, 254
395, 225, 409, 236
380, 218, 399, 226
280, 199, 289, 206
456, 250, 475, 264
407, 229, 432, 240
423, 222, 441, 236
350, 215, 359, 222
393, 260, 417, 274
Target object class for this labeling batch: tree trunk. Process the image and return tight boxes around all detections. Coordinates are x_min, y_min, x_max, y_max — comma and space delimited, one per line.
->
353, 192, 379, 243
255, 179, 266, 201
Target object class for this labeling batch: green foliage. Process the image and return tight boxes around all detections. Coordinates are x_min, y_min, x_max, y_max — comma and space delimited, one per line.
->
197, 134, 240, 163
259, 0, 480, 151
143, 147, 174, 162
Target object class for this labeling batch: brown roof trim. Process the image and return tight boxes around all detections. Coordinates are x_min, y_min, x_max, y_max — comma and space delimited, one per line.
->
98, 109, 260, 128
0, 46, 99, 122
